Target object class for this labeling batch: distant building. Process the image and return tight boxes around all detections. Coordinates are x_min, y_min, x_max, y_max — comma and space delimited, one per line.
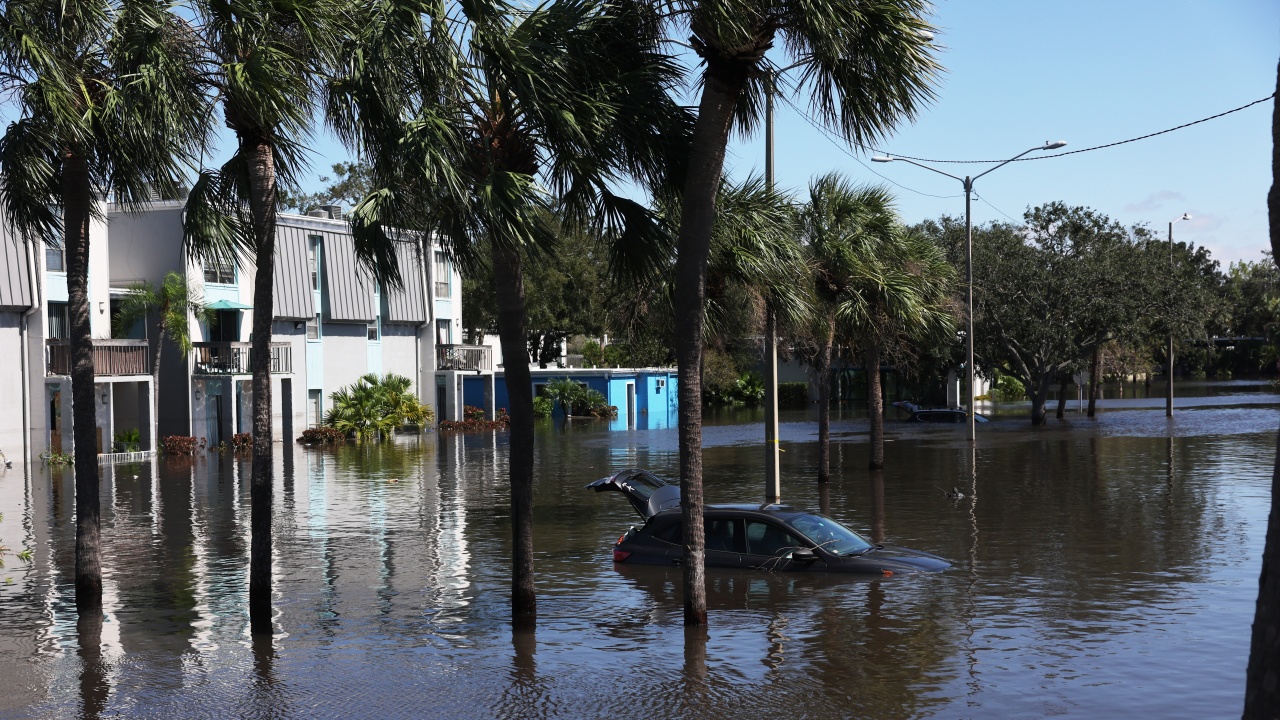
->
0, 199, 492, 464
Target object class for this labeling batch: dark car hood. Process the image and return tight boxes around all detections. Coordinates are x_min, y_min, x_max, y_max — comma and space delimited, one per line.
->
832, 545, 950, 573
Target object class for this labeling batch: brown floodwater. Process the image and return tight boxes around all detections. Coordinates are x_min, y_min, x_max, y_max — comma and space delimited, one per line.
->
0, 389, 1276, 719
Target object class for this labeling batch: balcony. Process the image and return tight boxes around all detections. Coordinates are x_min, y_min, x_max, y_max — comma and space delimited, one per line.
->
192, 342, 292, 375
437, 344, 492, 372
47, 339, 150, 376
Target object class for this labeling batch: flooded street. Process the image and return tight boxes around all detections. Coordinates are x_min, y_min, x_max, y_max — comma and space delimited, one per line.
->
0, 389, 1276, 718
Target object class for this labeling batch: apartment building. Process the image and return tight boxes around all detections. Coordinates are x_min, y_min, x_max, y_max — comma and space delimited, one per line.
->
0, 199, 491, 463
0, 207, 155, 465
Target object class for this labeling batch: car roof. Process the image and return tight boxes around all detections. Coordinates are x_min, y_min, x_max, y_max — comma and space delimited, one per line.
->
650, 504, 808, 520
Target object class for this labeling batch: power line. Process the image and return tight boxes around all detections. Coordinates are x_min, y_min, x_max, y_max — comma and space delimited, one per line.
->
778, 94, 963, 200
871, 93, 1276, 164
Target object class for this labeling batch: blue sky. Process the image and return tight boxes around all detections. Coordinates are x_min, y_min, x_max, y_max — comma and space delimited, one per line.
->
298, 0, 1278, 266
723, 0, 1280, 267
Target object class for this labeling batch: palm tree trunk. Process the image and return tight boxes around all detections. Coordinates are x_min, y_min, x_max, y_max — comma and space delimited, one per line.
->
1087, 348, 1101, 418
63, 153, 102, 613
815, 314, 834, 515
492, 244, 537, 624
153, 327, 165, 442
1244, 57, 1280, 719
243, 137, 277, 635
866, 343, 885, 470
673, 62, 746, 627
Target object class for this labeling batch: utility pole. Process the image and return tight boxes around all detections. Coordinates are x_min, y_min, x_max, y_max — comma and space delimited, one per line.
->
763, 73, 781, 504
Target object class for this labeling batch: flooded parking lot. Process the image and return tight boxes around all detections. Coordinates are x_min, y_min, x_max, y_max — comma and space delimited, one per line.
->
0, 391, 1276, 718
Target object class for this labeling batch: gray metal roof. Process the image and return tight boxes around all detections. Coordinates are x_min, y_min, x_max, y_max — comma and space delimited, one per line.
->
272, 224, 317, 320
383, 240, 426, 324
322, 233, 375, 322
0, 222, 34, 311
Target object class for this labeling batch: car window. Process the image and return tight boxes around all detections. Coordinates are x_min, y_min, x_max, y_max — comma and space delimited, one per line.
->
705, 518, 743, 553
652, 520, 682, 545
789, 514, 872, 556
745, 521, 802, 556
622, 471, 669, 499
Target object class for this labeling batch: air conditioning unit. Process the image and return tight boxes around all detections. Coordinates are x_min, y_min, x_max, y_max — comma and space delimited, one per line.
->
318, 204, 344, 221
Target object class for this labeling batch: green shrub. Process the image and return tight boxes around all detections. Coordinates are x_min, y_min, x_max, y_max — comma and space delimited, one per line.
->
112, 428, 141, 453
544, 378, 613, 416
533, 396, 553, 419
988, 374, 1026, 401
778, 382, 809, 406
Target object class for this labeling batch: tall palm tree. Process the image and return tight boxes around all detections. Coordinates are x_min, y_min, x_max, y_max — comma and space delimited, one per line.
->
330, 0, 689, 623
838, 225, 956, 469
0, 0, 208, 612
113, 271, 214, 433
659, 0, 942, 624
182, 0, 350, 634
701, 176, 809, 350
801, 177, 895, 502
1243, 57, 1280, 719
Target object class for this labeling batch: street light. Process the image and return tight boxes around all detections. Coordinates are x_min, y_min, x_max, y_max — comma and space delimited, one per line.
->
873, 140, 1067, 441
1166, 212, 1192, 418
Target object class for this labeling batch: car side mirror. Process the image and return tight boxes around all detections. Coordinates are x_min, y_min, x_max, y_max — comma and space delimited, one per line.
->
790, 547, 818, 564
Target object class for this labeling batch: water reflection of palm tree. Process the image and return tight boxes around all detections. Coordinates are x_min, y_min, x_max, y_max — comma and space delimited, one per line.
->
77, 612, 109, 720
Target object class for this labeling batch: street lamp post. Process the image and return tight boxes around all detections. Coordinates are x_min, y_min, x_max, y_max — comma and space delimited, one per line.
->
873, 141, 1066, 442
1166, 212, 1191, 418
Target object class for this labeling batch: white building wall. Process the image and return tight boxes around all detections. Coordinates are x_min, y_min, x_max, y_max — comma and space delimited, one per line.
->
0, 314, 27, 458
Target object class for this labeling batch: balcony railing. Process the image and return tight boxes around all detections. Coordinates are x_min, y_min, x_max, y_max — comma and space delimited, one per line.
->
46, 339, 150, 376
437, 344, 492, 372
192, 342, 292, 375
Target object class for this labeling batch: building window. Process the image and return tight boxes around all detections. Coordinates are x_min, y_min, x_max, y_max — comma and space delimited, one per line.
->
309, 235, 321, 290
45, 245, 65, 273
436, 319, 452, 345
434, 251, 451, 297
306, 314, 319, 340
367, 321, 379, 341
204, 260, 235, 285
48, 302, 69, 339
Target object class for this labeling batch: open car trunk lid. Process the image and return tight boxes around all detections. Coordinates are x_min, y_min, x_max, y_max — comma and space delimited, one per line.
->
585, 469, 682, 519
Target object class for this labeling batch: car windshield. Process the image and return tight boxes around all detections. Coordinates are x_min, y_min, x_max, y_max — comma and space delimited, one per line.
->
789, 514, 873, 556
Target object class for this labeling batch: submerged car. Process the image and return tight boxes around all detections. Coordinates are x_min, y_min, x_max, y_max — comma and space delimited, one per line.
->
586, 469, 950, 575
892, 400, 988, 424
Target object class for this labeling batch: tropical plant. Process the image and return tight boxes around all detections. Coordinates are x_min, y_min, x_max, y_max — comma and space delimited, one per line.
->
181, 0, 351, 634
543, 378, 612, 417
0, 0, 209, 613
658, 0, 941, 624
331, 0, 690, 623
297, 426, 347, 445
113, 271, 214, 430
325, 373, 432, 441
112, 428, 141, 453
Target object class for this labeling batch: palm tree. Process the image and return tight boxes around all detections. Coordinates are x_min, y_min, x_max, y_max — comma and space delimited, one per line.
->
659, 0, 942, 624
182, 0, 350, 634
838, 226, 956, 469
1243, 57, 1280, 719
800, 178, 897, 502
325, 373, 431, 440
330, 0, 689, 623
113, 271, 214, 433
0, 0, 208, 612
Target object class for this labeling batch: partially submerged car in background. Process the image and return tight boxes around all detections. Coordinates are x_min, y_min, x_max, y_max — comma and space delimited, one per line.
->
892, 400, 988, 424
586, 469, 949, 575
